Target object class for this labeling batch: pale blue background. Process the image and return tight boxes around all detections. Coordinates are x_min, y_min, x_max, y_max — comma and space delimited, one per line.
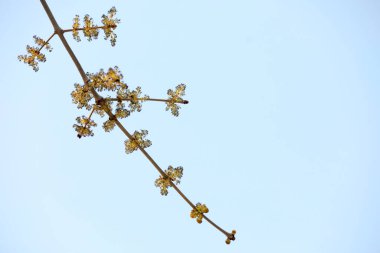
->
1, 0, 379, 252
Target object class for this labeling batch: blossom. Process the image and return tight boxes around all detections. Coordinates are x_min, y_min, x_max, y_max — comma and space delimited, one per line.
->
101, 7, 120, 46
190, 203, 209, 224
166, 84, 186, 116
18, 35, 52, 72
124, 130, 152, 154
73, 115, 97, 138
155, 166, 184, 195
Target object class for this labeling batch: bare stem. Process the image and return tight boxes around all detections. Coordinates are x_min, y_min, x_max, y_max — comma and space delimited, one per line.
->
106, 97, 189, 104
62, 25, 116, 33
38, 32, 56, 52
39, 0, 233, 242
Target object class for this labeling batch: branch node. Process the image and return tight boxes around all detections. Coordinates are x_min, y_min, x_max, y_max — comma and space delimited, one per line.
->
96, 97, 104, 106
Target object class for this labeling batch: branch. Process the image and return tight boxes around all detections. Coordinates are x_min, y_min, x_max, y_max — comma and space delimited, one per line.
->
39, 0, 234, 243
62, 25, 116, 33
106, 97, 189, 104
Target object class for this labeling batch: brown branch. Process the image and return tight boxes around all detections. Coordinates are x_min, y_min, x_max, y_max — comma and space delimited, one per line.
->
39, 0, 233, 243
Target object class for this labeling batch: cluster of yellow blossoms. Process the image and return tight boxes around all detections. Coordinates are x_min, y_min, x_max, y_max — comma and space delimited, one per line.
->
87, 67, 127, 92
154, 166, 184, 195
166, 84, 187, 116
72, 7, 120, 46
70, 66, 154, 136
101, 7, 120, 46
73, 115, 97, 138
117, 86, 150, 113
71, 67, 127, 136
17, 35, 52, 72
124, 130, 152, 154
190, 203, 209, 224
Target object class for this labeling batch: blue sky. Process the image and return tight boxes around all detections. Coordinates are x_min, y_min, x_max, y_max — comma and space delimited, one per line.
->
1, 0, 379, 252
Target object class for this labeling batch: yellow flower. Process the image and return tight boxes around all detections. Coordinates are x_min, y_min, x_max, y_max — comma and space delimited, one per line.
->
124, 130, 152, 154
166, 84, 186, 116
101, 7, 120, 46
73, 116, 97, 138
155, 166, 184, 195
83, 14, 99, 41
72, 15, 81, 42
190, 203, 209, 224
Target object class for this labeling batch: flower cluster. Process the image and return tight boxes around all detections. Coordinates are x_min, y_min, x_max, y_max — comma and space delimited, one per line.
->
166, 84, 186, 116
125, 130, 152, 154
101, 7, 120, 46
71, 83, 93, 110
71, 67, 128, 135
18, 35, 53, 72
117, 86, 150, 113
92, 99, 113, 117
33, 35, 53, 52
190, 203, 209, 224
72, 15, 81, 42
155, 166, 184, 195
71, 67, 126, 109
71, 7, 120, 46
88, 67, 127, 92
73, 115, 97, 138
83, 14, 99, 41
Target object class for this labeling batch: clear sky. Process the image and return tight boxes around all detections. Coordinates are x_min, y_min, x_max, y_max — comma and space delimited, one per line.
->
1, 0, 379, 252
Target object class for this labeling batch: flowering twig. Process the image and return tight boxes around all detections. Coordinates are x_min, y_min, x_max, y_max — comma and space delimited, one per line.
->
62, 25, 116, 33
106, 97, 189, 104
27, 0, 237, 245
37, 32, 55, 52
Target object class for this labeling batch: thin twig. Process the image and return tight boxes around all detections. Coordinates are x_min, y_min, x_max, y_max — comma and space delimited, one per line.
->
62, 25, 116, 33
106, 97, 189, 104
38, 32, 56, 52
82, 106, 95, 128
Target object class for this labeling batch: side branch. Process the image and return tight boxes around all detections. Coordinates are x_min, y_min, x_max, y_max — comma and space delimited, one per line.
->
106, 97, 189, 104
40, 0, 101, 102
38, 32, 56, 52
62, 25, 116, 33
